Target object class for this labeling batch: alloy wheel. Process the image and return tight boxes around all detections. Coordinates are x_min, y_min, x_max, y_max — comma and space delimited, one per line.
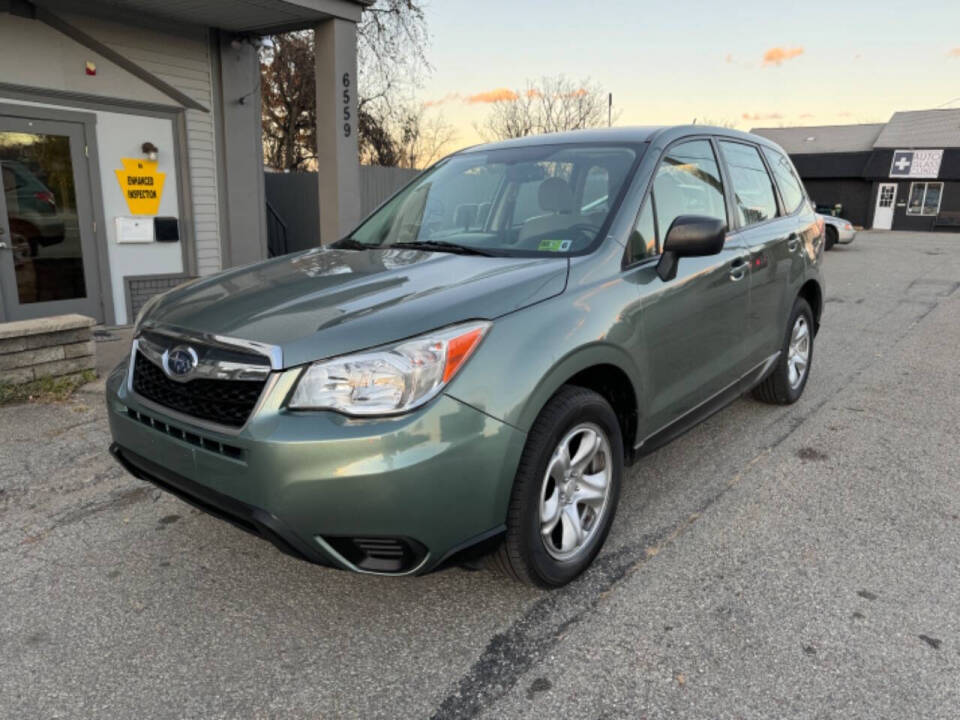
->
787, 316, 810, 389
539, 422, 613, 561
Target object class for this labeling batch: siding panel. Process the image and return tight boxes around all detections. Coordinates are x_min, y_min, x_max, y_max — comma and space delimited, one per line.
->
64, 13, 223, 276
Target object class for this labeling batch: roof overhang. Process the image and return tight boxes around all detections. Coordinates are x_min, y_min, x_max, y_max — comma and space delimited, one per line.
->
24, 0, 372, 33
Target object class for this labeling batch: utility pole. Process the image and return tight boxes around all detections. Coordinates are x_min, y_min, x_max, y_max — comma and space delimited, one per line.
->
608, 93, 613, 127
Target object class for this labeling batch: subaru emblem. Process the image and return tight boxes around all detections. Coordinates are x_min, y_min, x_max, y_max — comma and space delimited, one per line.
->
162, 346, 199, 379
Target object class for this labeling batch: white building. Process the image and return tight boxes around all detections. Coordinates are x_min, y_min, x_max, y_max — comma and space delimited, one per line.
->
0, 0, 367, 325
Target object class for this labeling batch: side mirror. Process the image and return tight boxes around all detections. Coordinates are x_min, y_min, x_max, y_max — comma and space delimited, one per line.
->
656, 215, 727, 282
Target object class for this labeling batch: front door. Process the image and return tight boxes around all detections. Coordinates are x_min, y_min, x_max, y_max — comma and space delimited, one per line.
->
0, 115, 102, 322
636, 138, 751, 437
872, 183, 896, 230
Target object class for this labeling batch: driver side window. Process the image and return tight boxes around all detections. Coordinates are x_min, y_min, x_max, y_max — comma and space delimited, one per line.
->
652, 139, 727, 239
627, 139, 727, 264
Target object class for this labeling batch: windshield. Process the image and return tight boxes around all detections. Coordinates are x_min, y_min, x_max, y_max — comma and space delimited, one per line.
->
342, 143, 641, 256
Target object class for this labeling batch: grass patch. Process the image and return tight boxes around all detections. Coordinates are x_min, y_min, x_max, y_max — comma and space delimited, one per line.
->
0, 370, 97, 406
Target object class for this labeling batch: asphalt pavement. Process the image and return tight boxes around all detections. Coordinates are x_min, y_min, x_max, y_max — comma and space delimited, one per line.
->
1, 231, 958, 719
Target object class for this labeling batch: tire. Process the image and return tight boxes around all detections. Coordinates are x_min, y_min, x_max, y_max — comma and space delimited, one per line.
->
824, 226, 837, 251
491, 385, 623, 588
753, 297, 814, 405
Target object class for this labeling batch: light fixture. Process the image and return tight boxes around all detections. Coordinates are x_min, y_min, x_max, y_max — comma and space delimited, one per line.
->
141, 142, 159, 161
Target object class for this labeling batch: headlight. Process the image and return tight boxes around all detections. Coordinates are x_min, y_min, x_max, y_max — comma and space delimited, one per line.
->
288, 321, 491, 416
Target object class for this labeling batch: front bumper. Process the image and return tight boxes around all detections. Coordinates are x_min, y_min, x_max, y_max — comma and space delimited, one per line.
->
106, 360, 525, 574
836, 227, 856, 244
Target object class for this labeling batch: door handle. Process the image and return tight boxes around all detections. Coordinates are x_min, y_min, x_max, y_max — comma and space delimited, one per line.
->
786, 233, 801, 252
729, 257, 748, 282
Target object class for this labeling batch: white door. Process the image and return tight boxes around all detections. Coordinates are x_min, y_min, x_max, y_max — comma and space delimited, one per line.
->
872, 183, 896, 230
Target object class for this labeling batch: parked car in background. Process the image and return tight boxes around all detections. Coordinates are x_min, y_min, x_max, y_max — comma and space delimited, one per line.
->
107, 126, 824, 588
0, 159, 65, 256
818, 213, 856, 250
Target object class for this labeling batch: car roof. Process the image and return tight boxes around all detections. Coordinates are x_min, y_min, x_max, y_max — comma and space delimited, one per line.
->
457, 125, 786, 154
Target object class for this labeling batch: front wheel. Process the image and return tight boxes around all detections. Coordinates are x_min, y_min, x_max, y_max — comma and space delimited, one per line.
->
825, 226, 837, 251
491, 386, 623, 587
753, 297, 814, 405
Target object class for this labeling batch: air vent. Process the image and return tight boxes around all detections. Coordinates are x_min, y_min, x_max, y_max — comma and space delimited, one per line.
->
322, 536, 427, 573
126, 407, 244, 460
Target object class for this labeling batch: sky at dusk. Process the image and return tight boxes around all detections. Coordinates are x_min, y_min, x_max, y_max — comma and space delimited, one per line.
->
414, 0, 960, 152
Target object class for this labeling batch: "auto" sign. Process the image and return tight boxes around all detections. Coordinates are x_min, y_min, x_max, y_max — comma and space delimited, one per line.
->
889, 149, 943, 179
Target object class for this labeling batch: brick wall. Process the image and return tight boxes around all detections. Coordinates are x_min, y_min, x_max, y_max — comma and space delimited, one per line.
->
0, 315, 96, 385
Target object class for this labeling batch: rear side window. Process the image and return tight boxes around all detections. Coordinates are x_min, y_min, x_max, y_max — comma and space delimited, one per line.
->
762, 147, 805, 214
652, 139, 727, 237
718, 141, 778, 227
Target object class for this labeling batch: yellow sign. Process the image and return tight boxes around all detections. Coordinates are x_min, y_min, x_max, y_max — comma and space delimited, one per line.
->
114, 158, 166, 215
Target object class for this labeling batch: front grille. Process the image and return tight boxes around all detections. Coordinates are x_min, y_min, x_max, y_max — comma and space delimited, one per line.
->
132, 351, 266, 428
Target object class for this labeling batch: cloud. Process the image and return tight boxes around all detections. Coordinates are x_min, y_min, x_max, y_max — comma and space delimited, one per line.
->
466, 88, 519, 104
799, 113, 815, 119
949, 47, 960, 58
762, 46, 804, 66
741, 112, 784, 121
725, 53, 734, 64
422, 93, 461, 108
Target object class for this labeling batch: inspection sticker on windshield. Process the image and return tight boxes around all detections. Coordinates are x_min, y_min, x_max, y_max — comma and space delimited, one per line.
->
538, 239, 572, 252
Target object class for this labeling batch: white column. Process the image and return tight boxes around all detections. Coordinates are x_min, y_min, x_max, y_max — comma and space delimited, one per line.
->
315, 18, 360, 245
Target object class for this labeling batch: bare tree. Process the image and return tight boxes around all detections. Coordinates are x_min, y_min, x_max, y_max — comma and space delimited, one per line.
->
694, 117, 739, 129
260, 0, 429, 170
477, 76, 614, 141
395, 106, 457, 169
261, 32, 317, 170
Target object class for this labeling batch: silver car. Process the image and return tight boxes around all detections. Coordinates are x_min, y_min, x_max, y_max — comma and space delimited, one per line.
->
818, 213, 856, 250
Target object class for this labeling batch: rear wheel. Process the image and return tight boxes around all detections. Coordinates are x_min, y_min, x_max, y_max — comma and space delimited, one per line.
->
753, 297, 814, 405
491, 386, 623, 587
825, 226, 837, 251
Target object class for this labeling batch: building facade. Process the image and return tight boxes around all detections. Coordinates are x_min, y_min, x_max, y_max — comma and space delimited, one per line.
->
753, 109, 960, 233
0, 0, 367, 325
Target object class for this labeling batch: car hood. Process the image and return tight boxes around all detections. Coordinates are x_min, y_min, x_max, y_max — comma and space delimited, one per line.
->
141, 247, 568, 368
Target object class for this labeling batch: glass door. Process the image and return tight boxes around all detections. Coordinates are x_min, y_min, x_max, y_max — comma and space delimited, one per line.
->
0, 115, 102, 321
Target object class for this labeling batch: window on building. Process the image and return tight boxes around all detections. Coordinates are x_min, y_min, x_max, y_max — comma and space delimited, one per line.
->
718, 141, 778, 227
652, 139, 727, 238
907, 182, 943, 216
762, 146, 806, 214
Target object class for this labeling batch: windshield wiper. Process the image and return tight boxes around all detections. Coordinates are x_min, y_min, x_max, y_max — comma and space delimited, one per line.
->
389, 240, 497, 256
329, 238, 371, 250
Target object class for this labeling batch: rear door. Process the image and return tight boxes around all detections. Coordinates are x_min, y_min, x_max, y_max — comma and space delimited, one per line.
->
748, 145, 812, 361
716, 139, 791, 369
632, 137, 752, 436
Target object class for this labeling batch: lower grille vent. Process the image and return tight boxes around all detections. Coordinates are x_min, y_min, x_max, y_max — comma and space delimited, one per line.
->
126, 407, 244, 460
323, 536, 427, 573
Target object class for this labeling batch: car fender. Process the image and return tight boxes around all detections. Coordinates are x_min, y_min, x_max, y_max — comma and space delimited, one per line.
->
444, 280, 646, 446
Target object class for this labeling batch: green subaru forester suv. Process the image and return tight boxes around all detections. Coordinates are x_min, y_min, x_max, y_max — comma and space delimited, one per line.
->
108, 126, 823, 587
